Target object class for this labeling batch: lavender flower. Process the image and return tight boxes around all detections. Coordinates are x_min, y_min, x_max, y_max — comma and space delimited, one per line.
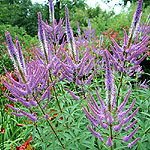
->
123, 127, 139, 142
83, 81, 140, 148
64, 88, 80, 100
124, 120, 138, 131
128, 137, 141, 148
106, 136, 113, 146
87, 125, 103, 142
49, 0, 54, 25
65, 7, 76, 59
44, 114, 50, 120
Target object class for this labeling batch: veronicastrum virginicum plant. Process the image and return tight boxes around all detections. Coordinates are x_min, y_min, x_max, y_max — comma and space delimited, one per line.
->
1, 0, 149, 149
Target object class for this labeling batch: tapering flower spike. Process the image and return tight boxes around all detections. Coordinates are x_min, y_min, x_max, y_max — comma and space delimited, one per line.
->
124, 120, 138, 131
19, 110, 37, 122
113, 119, 124, 132
124, 107, 140, 124
5, 31, 18, 62
87, 125, 103, 142
65, 7, 76, 60
38, 12, 48, 62
132, 0, 143, 28
118, 89, 131, 112
129, 0, 143, 41
49, 0, 54, 25
77, 21, 81, 37
16, 40, 26, 74
103, 50, 113, 110
5, 31, 25, 75
82, 104, 99, 128
64, 88, 80, 100
123, 127, 139, 142
128, 137, 141, 148
106, 136, 113, 146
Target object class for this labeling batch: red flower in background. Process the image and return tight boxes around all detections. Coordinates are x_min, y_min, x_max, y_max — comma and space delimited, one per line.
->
48, 109, 63, 121
10, 135, 35, 150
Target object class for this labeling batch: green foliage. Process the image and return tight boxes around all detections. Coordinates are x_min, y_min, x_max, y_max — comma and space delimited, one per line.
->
0, 24, 38, 75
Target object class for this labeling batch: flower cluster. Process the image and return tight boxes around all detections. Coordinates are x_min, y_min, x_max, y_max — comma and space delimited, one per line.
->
82, 50, 141, 148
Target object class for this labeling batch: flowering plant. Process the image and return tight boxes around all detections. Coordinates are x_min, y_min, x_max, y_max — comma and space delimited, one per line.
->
1, 0, 149, 149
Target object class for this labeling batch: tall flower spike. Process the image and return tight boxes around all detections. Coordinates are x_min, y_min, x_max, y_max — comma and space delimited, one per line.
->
16, 40, 26, 74
38, 12, 48, 62
129, 0, 143, 40
77, 21, 81, 37
82, 104, 99, 128
132, 0, 143, 28
49, 0, 54, 25
65, 7, 76, 60
5, 31, 19, 70
103, 50, 113, 110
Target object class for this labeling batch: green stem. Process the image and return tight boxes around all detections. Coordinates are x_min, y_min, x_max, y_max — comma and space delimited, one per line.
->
109, 124, 113, 150
116, 72, 124, 107
29, 109, 44, 142
35, 99, 65, 149
42, 42, 62, 113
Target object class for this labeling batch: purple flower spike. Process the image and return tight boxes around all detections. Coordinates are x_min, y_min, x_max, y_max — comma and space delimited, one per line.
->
106, 136, 113, 146
128, 137, 141, 148
107, 111, 114, 124
82, 104, 99, 128
95, 88, 107, 114
99, 119, 108, 129
38, 12, 44, 42
85, 69, 97, 85
134, 52, 148, 65
124, 120, 138, 131
44, 114, 50, 120
3, 93, 17, 103
5, 104, 19, 112
19, 110, 37, 122
5, 31, 17, 59
87, 125, 103, 142
5, 31, 19, 69
123, 29, 128, 49
65, 88, 80, 100
113, 119, 124, 132
118, 89, 131, 112
132, 0, 143, 28
49, 0, 54, 24
10, 112, 23, 117
123, 127, 139, 142
88, 91, 101, 111
77, 21, 81, 36
124, 107, 140, 124
16, 40, 26, 73
118, 98, 136, 120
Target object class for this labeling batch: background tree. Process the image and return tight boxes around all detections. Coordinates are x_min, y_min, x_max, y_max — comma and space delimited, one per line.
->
103, 0, 150, 7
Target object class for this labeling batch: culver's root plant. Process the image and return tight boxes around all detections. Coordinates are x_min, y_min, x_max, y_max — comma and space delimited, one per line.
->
1, 0, 149, 149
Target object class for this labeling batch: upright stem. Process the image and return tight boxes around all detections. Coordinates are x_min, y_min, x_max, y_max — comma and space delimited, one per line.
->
35, 99, 65, 149
109, 124, 113, 150
116, 72, 124, 107
48, 70, 62, 113
29, 109, 44, 142
116, 27, 135, 106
